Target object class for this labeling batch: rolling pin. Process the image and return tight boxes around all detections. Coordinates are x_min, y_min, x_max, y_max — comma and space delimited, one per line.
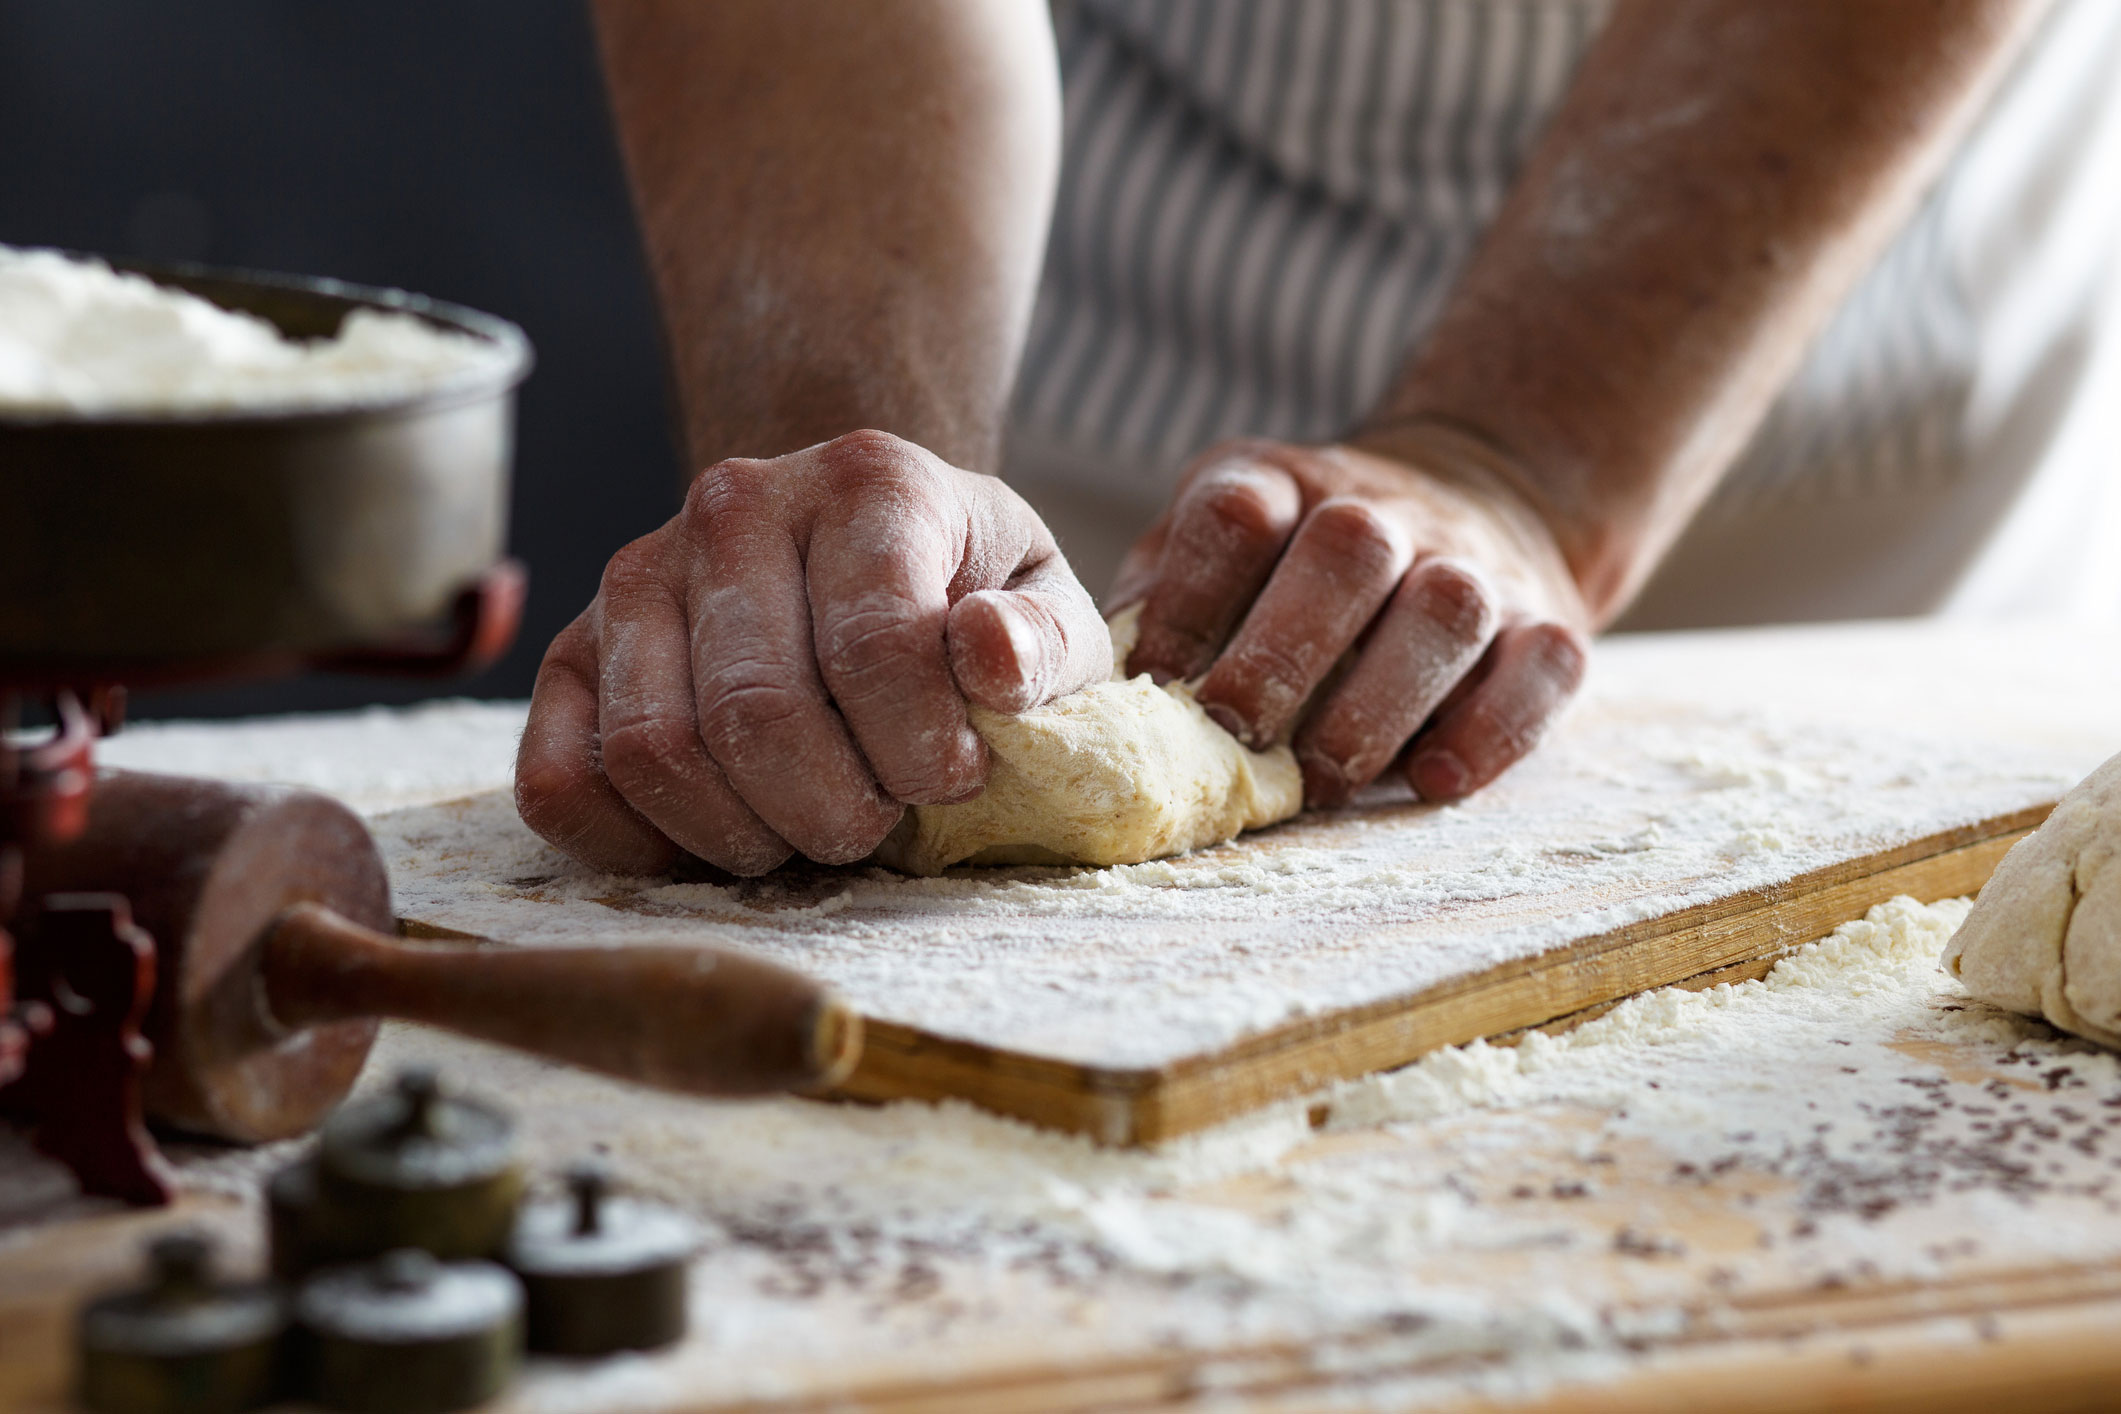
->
16, 771, 859, 1143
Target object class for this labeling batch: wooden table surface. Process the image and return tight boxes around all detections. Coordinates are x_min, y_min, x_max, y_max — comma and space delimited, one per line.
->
7, 618, 2121, 1413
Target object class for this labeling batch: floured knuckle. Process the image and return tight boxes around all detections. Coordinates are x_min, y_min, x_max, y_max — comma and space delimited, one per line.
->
1188, 437, 1334, 492
528, 648, 590, 711
1020, 595, 1098, 698
512, 785, 671, 873
685, 457, 773, 523
540, 607, 597, 663
873, 753, 967, 806
1232, 635, 1316, 711
809, 805, 903, 867
1191, 437, 1287, 475
517, 788, 633, 867
1300, 498, 1402, 579
822, 426, 913, 465
1182, 469, 1297, 550
1520, 621, 1590, 695
1404, 558, 1496, 646
511, 754, 580, 837
716, 835, 796, 878
979, 472, 1042, 530
695, 670, 811, 770
685, 805, 795, 876
597, 713, 701, 792
1454, 700, 1537, 773
816, 428, 937, 494
1296, 703, 1379, 776
597, 535, 666, 599
815, 598, 932, 702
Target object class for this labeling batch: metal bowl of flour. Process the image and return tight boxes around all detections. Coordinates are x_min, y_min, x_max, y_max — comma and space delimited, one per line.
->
0, 258, 532, 681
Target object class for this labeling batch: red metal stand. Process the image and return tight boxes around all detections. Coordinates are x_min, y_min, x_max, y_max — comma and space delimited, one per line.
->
0, 688, 164, 1200
0, 564, 524, 1206
1, 895, 171, 1205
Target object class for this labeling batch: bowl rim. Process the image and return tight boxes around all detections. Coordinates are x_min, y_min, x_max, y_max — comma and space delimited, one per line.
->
0, 250, 535, 429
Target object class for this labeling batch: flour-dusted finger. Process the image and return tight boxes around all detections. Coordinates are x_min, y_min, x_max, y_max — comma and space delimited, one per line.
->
804, 432, 988, 806
686, 457, 904, 864
515, 610, 684, 875
593, 537, 794, 875
1293, 556, 1499, 807
1404, 619, 1587, 802
948, 478, 1111, 715
1128, 453, 1302, 684
948, 576, 1110, 717
1194, 498, 1413, 750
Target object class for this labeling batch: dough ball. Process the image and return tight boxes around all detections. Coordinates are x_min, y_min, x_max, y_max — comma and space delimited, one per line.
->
1943, 749, 2121, 1048
874, 608, 1302, 875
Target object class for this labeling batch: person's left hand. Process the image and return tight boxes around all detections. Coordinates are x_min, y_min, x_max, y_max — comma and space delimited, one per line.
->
1109, 435, 1590, 809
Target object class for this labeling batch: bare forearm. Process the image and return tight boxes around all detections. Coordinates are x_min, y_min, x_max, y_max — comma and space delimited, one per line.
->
592, 0, 1059, 474
1356, 0, 2045, 622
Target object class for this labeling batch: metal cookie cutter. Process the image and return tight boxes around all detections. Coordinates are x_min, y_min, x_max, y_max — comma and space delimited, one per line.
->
296, 1248, 522, 1414
76, 1231, 287, 1414
313, 1067, 523, 1263
506, 1161, 700, 1356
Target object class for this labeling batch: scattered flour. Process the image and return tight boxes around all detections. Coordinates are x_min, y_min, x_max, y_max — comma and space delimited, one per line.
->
0, 245, 514, 415
16, 893, 2119, 1411
1330, 896, 1983, 1132
91, 700, 530, 816
484, 894, 2121, 1405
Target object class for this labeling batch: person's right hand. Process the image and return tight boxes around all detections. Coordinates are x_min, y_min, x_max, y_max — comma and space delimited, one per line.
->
515, 430, 1110, 876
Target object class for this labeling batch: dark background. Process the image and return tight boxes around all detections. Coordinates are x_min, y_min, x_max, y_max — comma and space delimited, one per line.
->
0, 0, 683, 716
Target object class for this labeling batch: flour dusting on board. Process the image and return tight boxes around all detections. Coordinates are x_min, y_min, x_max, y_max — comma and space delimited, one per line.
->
379, 701, 2074, 1070
92, 700, 528, 815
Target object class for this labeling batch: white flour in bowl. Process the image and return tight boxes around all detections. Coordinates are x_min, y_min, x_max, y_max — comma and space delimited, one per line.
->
0, 245, 512, 415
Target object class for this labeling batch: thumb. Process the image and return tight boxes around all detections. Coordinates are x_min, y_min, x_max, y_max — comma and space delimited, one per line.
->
947, 562, 1112, 715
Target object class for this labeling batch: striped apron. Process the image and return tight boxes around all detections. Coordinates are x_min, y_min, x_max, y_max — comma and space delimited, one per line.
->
1007, 0, 2121, 625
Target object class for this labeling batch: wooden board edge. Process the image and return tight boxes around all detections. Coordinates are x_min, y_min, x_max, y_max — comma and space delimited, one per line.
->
827, 815, 2040, 1145
396, 807, 2048, 1147
836, 1020, 1156, 1144
1188, 804, 2053, 1076
1492, 952, 1787, 1045
1131, 822, 2033, 1140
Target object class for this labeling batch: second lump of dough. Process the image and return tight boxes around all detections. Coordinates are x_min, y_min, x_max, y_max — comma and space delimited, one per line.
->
1944, 749, 2121, 1049
873, 609, 1302, 875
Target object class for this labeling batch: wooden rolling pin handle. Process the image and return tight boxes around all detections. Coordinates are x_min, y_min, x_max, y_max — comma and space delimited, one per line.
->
259, 902, 860, 1096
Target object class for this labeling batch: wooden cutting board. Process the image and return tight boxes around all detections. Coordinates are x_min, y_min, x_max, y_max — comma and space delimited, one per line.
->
380, 676, 2082, 1145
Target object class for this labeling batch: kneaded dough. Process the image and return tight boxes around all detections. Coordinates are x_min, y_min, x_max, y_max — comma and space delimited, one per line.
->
874, 608, 1302, 875
1944, 749, 2121, 1049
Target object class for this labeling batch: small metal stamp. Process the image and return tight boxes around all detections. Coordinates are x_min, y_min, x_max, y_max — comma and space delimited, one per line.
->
265, 1157, 362, 1282
295, 1248, 522, 1414
76, 1230, 286, 1414
314, 1067, 523, 1263
506, 1161, 698, 1355
265, 1157, 318, 1281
